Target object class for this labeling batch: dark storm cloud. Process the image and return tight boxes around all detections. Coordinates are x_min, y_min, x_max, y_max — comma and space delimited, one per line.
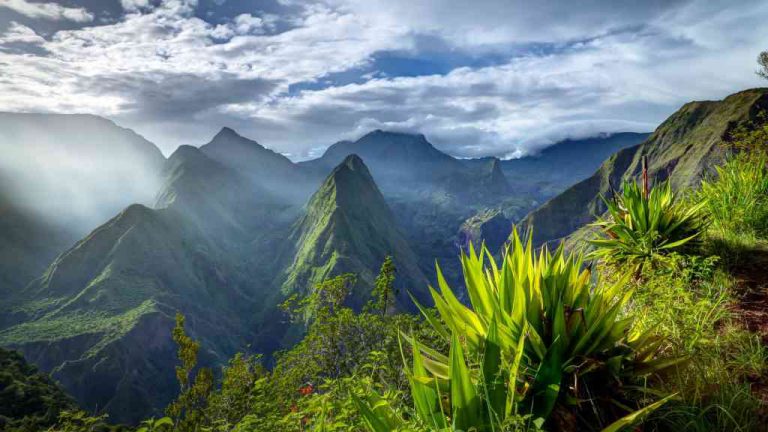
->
78, 72, 276, 120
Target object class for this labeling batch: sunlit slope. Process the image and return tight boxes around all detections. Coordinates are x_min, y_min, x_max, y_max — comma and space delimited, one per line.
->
522, 88, 768, 245
0, 146, 288, 423
281, 154, 428, 309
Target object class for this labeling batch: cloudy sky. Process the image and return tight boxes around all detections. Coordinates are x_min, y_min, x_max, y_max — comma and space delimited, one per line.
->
0, 0, 766, 159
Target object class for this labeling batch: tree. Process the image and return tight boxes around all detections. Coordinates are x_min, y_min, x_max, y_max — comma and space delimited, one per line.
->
281, 273, 357, 325
166, 313, 214, 431
758, 50, 768, 80
367, 256, 397, 315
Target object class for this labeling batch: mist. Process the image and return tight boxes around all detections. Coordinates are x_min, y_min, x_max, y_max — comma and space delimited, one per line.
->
0, 112, 166, 236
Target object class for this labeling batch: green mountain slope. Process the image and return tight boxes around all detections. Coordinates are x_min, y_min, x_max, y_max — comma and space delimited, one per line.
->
300, 131, 516, 289
0, 113, 166, 304
522, 88, 768, 245
0, 146, 290, 424
282, 155, 428, 308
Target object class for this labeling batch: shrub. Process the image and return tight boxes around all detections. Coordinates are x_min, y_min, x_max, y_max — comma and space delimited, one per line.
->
356, 229, 680, 431
698, 152, 768, 242
621, 255, 767, 431
589, 181, 705, 273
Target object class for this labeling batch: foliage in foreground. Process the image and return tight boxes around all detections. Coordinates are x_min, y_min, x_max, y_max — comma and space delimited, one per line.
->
698, 152, 768, 256
593, 147, 768, 432
32, 144, 768, 432
0, 348, 75, 432
357, 229, 681, 431
589, 180, 705, 273
601, 252, 766, 432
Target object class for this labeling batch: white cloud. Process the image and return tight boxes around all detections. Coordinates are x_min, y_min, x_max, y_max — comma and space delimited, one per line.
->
0, 0, 94, 22
0, 0, 766, 157
227, 1, 768, 158
324, 0, 689, 46
0, 21, 45, 44
121, 0, 154, 12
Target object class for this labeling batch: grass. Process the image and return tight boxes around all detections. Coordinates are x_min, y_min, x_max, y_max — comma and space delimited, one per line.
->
596, 150, 768, 431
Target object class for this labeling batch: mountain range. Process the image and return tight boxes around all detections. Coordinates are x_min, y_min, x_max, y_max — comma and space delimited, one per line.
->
523, 88, 768, 245
0, 112, 653, 422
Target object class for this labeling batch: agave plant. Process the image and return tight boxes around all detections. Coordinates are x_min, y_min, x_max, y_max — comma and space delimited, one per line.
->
355, 229, 680, 431
589, 180, 705, 272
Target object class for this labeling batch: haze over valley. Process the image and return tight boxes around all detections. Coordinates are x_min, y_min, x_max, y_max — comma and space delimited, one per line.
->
1, 1, 768, 431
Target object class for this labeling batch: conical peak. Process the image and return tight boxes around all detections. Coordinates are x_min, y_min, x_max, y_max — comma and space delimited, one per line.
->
341, 154, 365, 171
213, 127, 241, 140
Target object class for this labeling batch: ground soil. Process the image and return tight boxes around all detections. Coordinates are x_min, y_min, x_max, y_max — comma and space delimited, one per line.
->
729, 248, 768, 412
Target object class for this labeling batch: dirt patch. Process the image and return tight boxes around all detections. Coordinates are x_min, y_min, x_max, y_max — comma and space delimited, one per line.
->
728, 249, 768, 409
730, 251, 768, 344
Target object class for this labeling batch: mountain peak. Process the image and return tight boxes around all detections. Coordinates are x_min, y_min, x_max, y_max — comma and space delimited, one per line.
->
326, 154, 376, 195
167, 144, 207, 166
213, 126, 243, 141
360, 129, 427, 142
281, 155, 427, 307
341, 153, 366, 171
310, 129, 456, 173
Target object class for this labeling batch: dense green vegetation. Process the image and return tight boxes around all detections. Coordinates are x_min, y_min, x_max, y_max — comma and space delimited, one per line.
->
0, 348, 75, 432
355, 230, 682, 431
34, 122, 768, 431
3, 87, 768, 431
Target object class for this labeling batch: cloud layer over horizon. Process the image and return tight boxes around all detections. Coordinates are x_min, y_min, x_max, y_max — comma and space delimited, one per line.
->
0, 0, 766, 159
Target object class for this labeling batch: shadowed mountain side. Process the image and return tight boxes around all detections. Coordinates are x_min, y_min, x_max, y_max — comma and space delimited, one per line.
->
522, 88, 768, 245
0, 113, 167, 303
0, 147, 294, 423
0, 186, 74, 314
502, 132, 649, 195
300, 130, 510, 198
201, 127, 314, 205
280, 155, 429, 310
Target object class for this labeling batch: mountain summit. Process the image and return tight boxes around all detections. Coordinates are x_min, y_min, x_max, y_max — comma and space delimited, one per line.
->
201, 127, 311, 203
302, 130, 462, 184
281, 154, 428, 308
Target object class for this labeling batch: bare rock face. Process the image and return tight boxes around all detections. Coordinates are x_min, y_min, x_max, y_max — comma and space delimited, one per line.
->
458, 209, 512, 255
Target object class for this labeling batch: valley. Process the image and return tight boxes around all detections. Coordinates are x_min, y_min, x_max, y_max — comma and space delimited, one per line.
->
0, 113, 646, 422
